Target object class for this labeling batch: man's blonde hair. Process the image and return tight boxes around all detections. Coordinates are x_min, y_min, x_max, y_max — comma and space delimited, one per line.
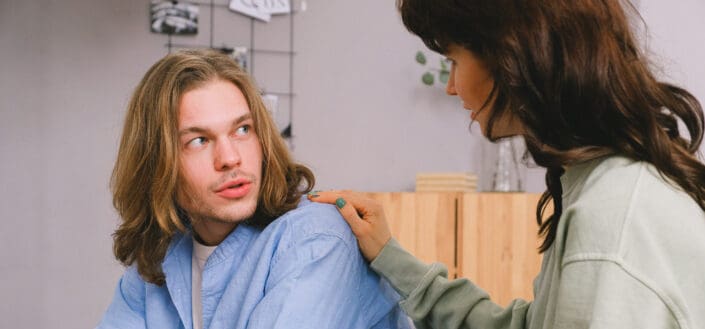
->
111, 49, 313, 285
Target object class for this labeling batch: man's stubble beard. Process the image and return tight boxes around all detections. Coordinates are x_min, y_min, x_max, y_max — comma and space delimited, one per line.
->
186, 195, 258, 226
177, 172, 259, 226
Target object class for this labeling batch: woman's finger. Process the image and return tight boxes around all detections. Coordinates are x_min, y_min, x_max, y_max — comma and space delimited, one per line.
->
332, 196, 367, 236
306, 190, 346, 205
310, 191, 373, 220
308, 190, 361, 207
308, 190, 366, 229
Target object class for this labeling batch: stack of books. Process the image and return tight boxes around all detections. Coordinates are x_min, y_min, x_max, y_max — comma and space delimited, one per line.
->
415, 172, 478, 192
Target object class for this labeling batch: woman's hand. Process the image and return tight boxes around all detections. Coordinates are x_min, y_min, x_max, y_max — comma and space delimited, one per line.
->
308, 190, 391, 261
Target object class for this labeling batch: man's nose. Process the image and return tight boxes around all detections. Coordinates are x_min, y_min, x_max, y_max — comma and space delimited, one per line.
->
214, 139, 241, 171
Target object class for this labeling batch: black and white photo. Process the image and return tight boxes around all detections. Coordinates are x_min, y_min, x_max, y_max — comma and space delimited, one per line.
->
151, 0, 199, 35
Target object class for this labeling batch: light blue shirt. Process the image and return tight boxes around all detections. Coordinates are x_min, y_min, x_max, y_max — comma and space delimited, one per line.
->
98, 198, 410, 329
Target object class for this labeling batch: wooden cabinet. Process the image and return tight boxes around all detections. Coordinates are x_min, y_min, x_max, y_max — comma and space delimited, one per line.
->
459, 193, 543, 305
364, 192, 458, 277
366, 192, 544, 306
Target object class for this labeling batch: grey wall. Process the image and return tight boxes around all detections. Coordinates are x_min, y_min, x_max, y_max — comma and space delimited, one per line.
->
1, 0, 703, 327
640, 0, 705, 107
1, 1, 164, 328
292, 0, 499, 192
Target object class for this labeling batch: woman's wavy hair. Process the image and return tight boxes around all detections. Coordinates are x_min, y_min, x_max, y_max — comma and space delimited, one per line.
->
111, 49, 314, 285
398, 0, 705, 252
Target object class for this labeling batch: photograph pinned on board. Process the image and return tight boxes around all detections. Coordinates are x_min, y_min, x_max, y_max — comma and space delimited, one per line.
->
228, 0, 291, 22
262, 93, 279, 118
150, 0, 199, 35
262, 93, 291, 141
232, 46, 249, 72
263, 0, 292, 14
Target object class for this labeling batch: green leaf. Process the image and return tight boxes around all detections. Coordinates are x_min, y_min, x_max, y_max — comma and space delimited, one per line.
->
415, 51, 427, 65
422, 72, 434, 85
439, 70, 449, 84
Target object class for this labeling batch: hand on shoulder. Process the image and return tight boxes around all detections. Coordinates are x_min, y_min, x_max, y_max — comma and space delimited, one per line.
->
308, 190, 392, 261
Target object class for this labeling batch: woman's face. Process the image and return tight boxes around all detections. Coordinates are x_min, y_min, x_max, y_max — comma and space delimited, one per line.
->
445, 44, 523, 138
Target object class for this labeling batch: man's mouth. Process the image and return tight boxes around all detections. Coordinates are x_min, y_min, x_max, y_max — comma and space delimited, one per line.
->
215, 179, 253, 199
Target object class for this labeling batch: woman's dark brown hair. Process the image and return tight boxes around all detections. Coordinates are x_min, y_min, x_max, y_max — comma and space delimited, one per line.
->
111, 49, 314, 285
398, 0, 705, 252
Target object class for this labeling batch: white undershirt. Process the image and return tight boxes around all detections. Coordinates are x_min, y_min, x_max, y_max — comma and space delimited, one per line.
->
192, 237, 217, 329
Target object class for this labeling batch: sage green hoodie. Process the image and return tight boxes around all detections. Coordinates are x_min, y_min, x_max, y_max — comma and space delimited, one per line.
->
372, 156, 705, 329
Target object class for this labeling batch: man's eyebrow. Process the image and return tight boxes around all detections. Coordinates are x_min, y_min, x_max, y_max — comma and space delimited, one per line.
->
178, 113, 253, 136
232, 113, 252, 126
178, 126, 207, 137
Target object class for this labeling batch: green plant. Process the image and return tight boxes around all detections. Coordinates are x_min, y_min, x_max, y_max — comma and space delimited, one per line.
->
415, 51, 450, 86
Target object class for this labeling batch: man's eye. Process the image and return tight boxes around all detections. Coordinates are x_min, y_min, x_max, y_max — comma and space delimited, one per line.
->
187, 137, 207, 147
235, 125, 251, 136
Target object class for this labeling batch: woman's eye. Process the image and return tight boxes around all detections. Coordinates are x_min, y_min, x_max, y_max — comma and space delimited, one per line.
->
235, 125, 251, 136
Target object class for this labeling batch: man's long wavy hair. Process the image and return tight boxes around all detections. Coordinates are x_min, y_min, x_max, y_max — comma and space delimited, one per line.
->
111, 49, 314, 285
398, 0, 705, 252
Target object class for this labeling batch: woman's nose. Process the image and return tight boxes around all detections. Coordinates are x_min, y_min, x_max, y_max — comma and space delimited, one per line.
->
446, 71, 457, 95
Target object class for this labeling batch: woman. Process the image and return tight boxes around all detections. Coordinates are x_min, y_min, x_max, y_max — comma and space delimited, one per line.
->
310, 0, 705, 328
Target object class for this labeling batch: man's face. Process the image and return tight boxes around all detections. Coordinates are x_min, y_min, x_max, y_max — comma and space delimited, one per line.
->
176, 79, 263, 231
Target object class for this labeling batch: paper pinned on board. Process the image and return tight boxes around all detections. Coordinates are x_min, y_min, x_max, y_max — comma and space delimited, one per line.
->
228, 0, 291, 22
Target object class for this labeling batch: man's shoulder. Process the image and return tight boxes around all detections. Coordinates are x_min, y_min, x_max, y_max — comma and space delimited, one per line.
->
117, 265, 148, 303
265, 196, 355, 245
258, 197, 363, 274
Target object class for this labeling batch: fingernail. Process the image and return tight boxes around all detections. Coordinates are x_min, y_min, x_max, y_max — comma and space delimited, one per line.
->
335, 197, 346, 209
307, 191, 319, 198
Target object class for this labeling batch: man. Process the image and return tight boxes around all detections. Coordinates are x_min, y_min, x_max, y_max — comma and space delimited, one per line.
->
98, 49, 408, 329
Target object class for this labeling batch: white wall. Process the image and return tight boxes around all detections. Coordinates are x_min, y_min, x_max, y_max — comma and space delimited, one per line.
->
0, 0, 703, 327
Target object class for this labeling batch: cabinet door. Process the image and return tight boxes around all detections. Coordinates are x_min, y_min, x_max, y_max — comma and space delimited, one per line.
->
458, 193, 543, 306
365, 192, 458, 277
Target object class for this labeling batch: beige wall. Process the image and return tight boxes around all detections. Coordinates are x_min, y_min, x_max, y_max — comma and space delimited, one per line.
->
1, 0, 703, 327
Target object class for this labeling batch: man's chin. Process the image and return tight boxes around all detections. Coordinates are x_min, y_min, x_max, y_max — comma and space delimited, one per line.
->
214, 205, 258, 223
184, 196, 258, 225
